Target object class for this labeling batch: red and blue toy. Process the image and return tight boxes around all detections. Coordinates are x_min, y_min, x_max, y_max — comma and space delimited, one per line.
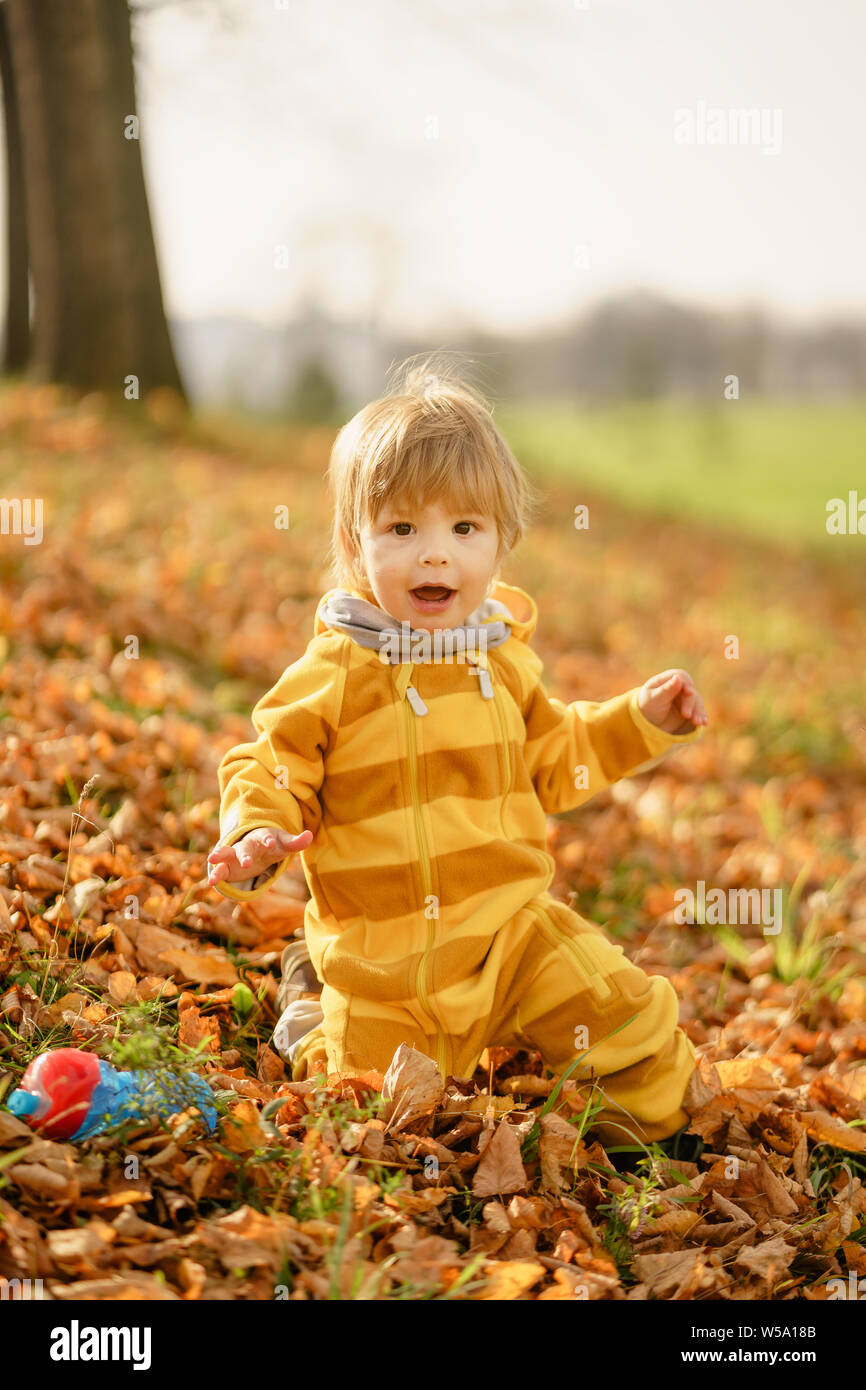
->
5, 1047, 217, 1140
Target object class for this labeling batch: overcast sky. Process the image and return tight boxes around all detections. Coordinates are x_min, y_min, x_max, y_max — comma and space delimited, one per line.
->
8, 0, 866, 337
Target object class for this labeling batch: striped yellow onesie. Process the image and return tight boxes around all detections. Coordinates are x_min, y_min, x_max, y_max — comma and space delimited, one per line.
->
214, 581, 704, 1145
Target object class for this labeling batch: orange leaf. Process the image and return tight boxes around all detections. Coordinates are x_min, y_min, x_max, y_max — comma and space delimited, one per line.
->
158, 948, 238, 987
108, 971, 138, 1005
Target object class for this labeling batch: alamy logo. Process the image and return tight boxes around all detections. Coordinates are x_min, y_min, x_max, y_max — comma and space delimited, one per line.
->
49, 1321, 152, 1371
826, 490, 866, 534
0, 497, 43, 545
674, 102, 783, 156
377, 624, 488, 664
826, 1272, 866, 1300
1, 1277, 44, 1299
674, 880, 783, 935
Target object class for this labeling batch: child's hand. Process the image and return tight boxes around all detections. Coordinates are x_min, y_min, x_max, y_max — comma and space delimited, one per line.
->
638, 669, 708, 735
206, 827, 314, 887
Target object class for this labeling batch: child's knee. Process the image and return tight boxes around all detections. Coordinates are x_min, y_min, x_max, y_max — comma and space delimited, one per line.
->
289, 1025, 329, 1081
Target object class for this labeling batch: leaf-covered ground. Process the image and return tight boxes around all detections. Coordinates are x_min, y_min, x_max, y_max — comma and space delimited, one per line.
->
0, 382, 864, 1301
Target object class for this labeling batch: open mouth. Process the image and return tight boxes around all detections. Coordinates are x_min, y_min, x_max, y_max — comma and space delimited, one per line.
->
409, 585, 456, 613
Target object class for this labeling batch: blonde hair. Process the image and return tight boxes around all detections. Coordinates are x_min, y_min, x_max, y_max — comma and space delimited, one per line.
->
325, 351, 541, 598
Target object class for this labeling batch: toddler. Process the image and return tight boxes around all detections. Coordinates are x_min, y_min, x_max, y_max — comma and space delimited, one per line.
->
207, 358, 708, 1149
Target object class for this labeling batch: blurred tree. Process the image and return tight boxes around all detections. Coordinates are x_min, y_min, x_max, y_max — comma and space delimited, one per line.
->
0, 1, 28, 371
2, 0, 186, 400
285, 356, 342, 424
623, 337, 663, 401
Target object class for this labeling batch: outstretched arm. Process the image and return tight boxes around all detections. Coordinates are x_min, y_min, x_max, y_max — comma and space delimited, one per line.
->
211, 638, 346, 900
517, 647, 706, 815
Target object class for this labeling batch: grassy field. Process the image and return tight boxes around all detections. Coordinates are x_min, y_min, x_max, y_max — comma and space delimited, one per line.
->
498, 399, 866, 560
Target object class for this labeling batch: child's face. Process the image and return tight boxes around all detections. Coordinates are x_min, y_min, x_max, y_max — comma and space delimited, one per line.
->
353, 494, 501, 630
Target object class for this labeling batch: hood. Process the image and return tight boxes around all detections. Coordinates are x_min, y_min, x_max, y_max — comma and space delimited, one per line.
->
312, 581, 538, 717
313, 580, 538, 647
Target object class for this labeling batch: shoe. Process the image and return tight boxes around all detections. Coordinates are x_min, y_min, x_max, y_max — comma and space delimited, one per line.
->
272, 932, 325, 1067
275, 934, 321, 1015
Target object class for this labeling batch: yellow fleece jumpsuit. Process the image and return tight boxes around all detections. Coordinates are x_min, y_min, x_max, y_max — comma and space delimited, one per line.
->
214, 582, 705, 1146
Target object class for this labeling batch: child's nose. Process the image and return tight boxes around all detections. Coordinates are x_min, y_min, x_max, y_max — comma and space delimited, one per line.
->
417, 538, 451, 563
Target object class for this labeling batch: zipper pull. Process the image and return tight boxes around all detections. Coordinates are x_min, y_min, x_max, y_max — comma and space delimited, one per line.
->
406, 684, 428, 716
468, 659, 494, 700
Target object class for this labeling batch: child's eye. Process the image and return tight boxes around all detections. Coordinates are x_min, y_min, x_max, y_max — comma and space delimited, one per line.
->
389, 521, 477, 536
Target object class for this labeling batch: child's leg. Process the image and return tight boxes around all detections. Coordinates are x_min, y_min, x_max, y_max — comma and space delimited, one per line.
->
496, 896, 698, 1149
274, 935, 328, 1080
315, 984, 439, 1078
289, 1022, 329, 1081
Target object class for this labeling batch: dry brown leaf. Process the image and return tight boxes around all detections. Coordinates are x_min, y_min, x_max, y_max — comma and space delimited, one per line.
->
111, 1207, 173, 1243
536, 1266, 591, 1299
107, 970, 138, 1004
49, 1272, 181, 1300
219, 1099, 267, 1153
472, 1120, 528, 1198
712, 1190, 756, 1226
237, 893, 307, 938
380, 1044, 444, 1134
135, 974, 179, 1001
799, 1109, 866, 1152
733, 1235, 797, 1283
476, 1259, 545, 1300
47, 1225, 115, 1276
134, 922, 193, 974
387, 1186, 453, 1216
714, 1057, 780, 1090
46, 990, 91, 1024
482, 1201, 512, 1237
177, 1257, 208, 1300
538, 1111, 585, 1193
257, 1043, 286, 1083
506, 1194, 557, 1230
386, 1229, 463, 1293
501, 1229, 537, 1260
632, 1247, 724, 1299
497, 1074, 554, 1097
157, 947, 239, 987
0, 1111, 35, 1145
204, 1206, 301, 1273
65, 876, 107, 919
8, 1161, 79, 1203
178, 999, 221, 1055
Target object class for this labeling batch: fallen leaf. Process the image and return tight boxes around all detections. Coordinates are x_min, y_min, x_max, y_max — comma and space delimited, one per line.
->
178, 999, 221, 1055
107, 970, 138, 1004
380, 1044, 444, 1134
158, 947, 239, 987
476, 1259, 545, 1300
799, 1109, 866, 1153
733, 1236, 797, 1283
49, 1272, 180, 1300
472, 1120, 528, 1198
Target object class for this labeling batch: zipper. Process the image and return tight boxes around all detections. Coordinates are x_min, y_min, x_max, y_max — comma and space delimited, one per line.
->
468, 654, 511, 790
533, 904, 614, 1001
403, 679, 449, 1080
491, 680, 512, 790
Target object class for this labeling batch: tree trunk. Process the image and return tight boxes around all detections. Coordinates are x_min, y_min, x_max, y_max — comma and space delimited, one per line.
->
4, 0, 187, 400
0, 0, 30, 372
